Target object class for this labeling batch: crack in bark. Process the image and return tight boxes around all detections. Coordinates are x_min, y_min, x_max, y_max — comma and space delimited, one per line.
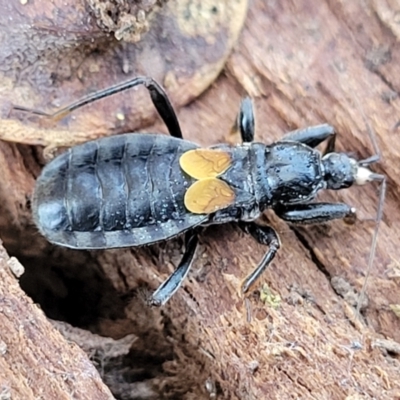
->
368, 67, 399, 97
291, 227, 330, 279
116, 259, 130, 291
278, 366, 313, 395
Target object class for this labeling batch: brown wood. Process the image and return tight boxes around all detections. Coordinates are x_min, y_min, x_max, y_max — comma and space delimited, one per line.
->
0, 0, 247, 147
1, 0, 400, 399
0, 244, 114, 399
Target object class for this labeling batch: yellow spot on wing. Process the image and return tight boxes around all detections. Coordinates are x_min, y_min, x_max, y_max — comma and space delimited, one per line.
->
180, 149, 231, 179
184, 178, 235, 214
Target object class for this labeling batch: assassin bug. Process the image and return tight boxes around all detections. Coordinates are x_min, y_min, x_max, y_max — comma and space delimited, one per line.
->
17, 76, 385, 306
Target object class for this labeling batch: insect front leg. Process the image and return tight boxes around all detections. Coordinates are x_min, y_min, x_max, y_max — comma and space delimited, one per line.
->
283, 124, 336, 154
232, 97, 255, 143
274, 202, 356, 225
239, 222, 281, 293
148, 231, 199, 306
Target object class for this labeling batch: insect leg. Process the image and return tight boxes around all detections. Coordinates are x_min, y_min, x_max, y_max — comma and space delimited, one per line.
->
232, 97, 255, 143
240, 223, 281, 293
275, 202, 356, 224
148, 231, 199, 306
143, 78, 183, 139
13, 76, 183, 139
283, 124, 336, 154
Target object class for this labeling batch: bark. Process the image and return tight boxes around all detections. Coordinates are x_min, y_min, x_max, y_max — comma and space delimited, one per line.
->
1, 0, 400, 399
0, 244, 114, 399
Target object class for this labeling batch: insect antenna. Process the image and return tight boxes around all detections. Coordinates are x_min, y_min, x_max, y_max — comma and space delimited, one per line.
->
356, 176, 385, 318
353, 95, 386, 320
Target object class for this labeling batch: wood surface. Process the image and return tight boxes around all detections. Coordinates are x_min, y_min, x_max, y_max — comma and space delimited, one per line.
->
0, 246, 114, 399
1, 0, 400, 399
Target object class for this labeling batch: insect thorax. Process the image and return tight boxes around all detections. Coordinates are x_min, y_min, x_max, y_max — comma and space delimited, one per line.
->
264, 141, 325, 205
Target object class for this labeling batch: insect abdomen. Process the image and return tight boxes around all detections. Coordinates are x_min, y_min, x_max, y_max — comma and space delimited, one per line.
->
33, 134, 207, 249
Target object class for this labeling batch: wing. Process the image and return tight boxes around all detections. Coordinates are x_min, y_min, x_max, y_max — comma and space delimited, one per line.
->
179, 148, 231, 179
184, 177, 235, 214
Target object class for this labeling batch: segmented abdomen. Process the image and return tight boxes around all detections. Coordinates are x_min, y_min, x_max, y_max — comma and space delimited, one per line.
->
33, 134, 207, 249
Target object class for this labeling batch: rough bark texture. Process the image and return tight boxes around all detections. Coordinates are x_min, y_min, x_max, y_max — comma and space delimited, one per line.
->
1, 0, 400, 399
0, 244, 114, 399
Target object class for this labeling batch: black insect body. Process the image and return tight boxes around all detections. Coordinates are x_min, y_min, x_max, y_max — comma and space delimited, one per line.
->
34, 134, 205, 249
28, 77, 384, 306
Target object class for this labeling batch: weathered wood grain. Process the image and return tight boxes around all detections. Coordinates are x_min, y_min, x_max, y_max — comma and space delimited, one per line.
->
0, 244, 114, 399
1, 0, 400, 399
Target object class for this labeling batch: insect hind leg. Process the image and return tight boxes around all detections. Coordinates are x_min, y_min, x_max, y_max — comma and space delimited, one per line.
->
148, 231, 198, 306
240, 222, 281, 293
143, 77, 183, 139
13, 76, 183, 139
283, 124, 336, 154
